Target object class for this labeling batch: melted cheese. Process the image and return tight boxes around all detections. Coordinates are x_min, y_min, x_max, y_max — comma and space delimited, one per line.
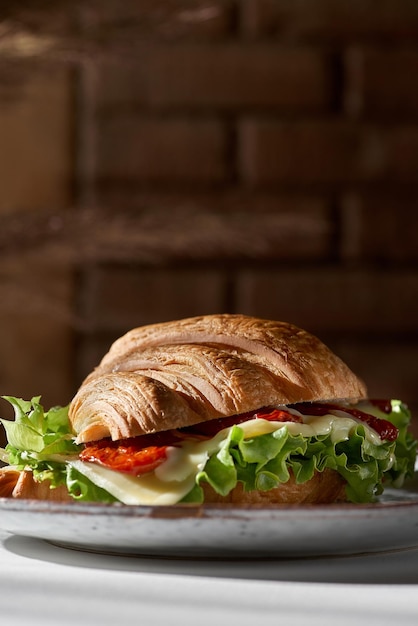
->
69, 409, 385, 506
70, 459, 196, 505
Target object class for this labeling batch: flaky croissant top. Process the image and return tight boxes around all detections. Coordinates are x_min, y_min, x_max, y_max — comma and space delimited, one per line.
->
69, 314, 367, 443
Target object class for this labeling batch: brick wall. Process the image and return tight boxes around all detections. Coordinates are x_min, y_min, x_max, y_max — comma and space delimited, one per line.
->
0, 1, 417, 435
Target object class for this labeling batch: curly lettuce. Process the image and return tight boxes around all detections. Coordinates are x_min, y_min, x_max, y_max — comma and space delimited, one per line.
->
0, 396, 416, 505
184, 400, 417, 504
0, 396, 116, 502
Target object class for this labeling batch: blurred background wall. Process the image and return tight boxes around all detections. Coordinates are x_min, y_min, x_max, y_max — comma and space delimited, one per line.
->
0, 0, 417, 432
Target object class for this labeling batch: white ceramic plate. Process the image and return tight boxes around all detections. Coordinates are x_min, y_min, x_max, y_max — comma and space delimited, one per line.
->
1, 474, 418, 558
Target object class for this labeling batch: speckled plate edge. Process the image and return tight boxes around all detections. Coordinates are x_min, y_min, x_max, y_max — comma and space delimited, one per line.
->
1, 475, 418, 558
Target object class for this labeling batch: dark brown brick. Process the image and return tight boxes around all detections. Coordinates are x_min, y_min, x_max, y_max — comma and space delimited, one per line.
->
95, 44, 334, 112
345, 48, 418, 118
84, 192, 332, 263
235, 268, 418, 334
241, 0, 418, 41
0, 65, 73, 211
341, 193, 418, 262
96, 188, 327, 216
80, 0, 235, 43
239, 119, 418, 185
0, 256, 75, 410
80, 265, 227, 333
96, 115, 229, 185
330, 338, 418, 421
0, 194, 332, 264
0, 0, 235, 55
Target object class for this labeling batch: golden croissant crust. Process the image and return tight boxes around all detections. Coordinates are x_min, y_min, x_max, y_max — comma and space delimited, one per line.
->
69, 314, 366, 443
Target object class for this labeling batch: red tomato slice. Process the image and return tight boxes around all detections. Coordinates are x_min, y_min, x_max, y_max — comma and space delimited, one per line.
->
179, 406, 301, 438
79, 407, 302, 476
294, 402, 398, 441
80, 441, 168, 476
254, 408, 302, 423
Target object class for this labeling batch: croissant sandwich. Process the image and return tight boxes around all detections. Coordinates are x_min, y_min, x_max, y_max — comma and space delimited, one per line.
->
0, 314, 416, 505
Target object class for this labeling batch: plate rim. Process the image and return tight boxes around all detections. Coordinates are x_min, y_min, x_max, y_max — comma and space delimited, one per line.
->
1, 483, 418, 518
2, 482, 418, 558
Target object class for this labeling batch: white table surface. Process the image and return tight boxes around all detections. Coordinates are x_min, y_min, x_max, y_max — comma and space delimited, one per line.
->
1, 529, 418, 626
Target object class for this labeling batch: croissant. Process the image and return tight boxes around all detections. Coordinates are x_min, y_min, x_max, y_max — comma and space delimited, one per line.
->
66, 314, 368, 505
69, 314, 366, 443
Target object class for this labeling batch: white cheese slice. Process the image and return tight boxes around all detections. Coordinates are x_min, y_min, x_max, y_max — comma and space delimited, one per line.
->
69, 459, 197, 505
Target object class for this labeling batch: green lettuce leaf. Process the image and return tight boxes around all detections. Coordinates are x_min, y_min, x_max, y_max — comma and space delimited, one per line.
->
185, 400, 417, 504
65, 465, 117, 502
0, 396, 112, 500
383, 400, 417, 485
0, 396, 79, 463
1, 396, 416, 506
